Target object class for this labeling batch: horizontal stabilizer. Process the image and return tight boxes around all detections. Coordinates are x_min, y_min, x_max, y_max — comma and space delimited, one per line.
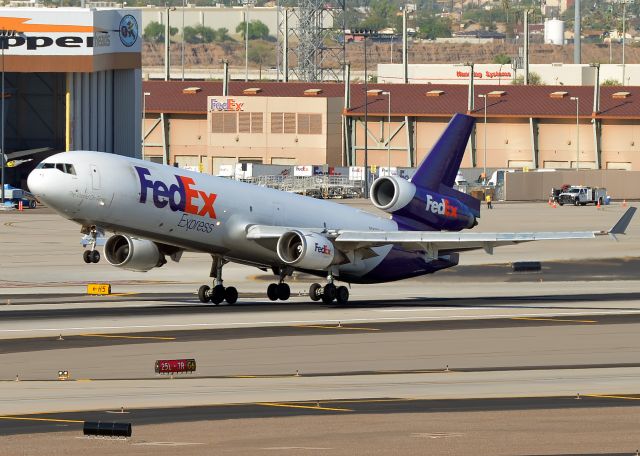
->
609, 207, 636, 236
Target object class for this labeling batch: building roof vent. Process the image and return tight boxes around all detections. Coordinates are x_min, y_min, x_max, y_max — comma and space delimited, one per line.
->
488, 90, 506, 98
182, 87, 202, 94
243, 87, 263, 95
612, 91, 631, 99
550, 91, 568, 99
304, 88, 323, 96
426, 90, 445, 97
367, 89, 383, 97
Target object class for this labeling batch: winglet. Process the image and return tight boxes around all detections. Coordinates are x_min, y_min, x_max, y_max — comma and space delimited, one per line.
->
609, 207, 636, 239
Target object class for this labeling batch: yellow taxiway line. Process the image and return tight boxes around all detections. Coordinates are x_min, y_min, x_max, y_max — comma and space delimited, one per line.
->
294, 325, 380, 331
0, 416, 84, 424
257, 402, 353, 412
511, 317, 597, 324
584, 394, 640, 401
79, 333, 176, 340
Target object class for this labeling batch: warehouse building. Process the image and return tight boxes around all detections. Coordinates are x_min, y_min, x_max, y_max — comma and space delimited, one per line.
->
143, 80, 640, 173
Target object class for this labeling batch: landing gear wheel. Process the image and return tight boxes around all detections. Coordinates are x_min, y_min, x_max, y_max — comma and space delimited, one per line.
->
198, 285, 211, 303
336, 286, 349, 305
267, 283, 279, 301
309, 283, 322, 302
224, 286, 238, 304
322, 283, 336, 304
83, 250, 91, 264
90, 250, 100, 263
277, 283, 290, 301
211, 285, 225, 305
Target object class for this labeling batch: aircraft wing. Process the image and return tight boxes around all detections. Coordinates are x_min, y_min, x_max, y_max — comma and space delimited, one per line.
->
246, 207, 636, 256
334, 207, 636, 254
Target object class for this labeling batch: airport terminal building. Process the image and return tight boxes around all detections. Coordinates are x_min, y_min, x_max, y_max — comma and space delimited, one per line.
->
1, 7, 141, 187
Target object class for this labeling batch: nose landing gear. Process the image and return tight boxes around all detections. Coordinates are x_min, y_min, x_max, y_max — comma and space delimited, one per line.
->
197, 256, 238, 305
82, 226, 101, 263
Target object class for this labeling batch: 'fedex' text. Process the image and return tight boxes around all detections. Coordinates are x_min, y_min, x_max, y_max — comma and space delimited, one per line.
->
135, 166, 217, 219
426, 194, 458, 218
314, 243, 332, 255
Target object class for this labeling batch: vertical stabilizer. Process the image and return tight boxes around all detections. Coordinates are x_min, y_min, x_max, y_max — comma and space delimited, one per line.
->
410, 113, 475, 190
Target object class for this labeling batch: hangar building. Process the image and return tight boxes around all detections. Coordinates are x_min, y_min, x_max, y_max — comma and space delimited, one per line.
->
0, 7, 141, 187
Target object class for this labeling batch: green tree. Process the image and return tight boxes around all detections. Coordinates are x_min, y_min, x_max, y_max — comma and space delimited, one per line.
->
415, 15, 451, 40
361, 0, 398, 31
184, 24, 216, 44
217, 28, 233, 42
602, 78, 621, 86
493, 53, 511, 64
236, 19, 271, 40
143, 21, 178, 43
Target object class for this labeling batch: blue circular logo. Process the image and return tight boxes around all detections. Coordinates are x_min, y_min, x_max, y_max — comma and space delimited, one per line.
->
119, 14, 138, 47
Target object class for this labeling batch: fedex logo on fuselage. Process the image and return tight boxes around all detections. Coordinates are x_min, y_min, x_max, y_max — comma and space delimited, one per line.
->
314, 243, 332, 255
135, 166, 217, 219
426, 194, 458, 218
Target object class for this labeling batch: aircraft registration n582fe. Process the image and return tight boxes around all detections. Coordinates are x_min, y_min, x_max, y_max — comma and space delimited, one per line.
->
27, 114, 636, 305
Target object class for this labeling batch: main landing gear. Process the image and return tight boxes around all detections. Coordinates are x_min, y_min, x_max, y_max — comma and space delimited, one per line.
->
309, 272, 349, 305
82, 226, 100, 264
267, 267, 291, 301
197, 256, 238, 305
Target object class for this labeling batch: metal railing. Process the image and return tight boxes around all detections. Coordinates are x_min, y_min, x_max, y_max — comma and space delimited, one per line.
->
240, 175, 365, 199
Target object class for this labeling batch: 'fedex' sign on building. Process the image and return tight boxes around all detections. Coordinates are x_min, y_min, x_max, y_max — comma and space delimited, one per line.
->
209, 98, 244, 112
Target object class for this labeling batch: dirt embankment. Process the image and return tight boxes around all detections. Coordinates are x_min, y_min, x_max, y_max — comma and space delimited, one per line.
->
143, 41, 640, 70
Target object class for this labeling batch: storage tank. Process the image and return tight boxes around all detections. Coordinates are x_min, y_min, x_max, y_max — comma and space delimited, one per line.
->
544, 18, 565, 45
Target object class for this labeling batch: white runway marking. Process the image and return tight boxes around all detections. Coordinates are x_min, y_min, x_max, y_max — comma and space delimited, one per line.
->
3, 309, 640, 335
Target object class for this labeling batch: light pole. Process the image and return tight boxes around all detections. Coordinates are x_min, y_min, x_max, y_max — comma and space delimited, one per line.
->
382, 91, 391, 174
353, 29, 376, 195
142, 92, 151, 159
570, 96, 580, 170
620, 0, 634, 85
181, 0, 185, 81
0, 30, 15, 207
243, 0, 255, 82
478, 93, 487, 184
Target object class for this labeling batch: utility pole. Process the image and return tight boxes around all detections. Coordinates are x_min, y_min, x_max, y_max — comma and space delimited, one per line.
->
574, 0, 581, 64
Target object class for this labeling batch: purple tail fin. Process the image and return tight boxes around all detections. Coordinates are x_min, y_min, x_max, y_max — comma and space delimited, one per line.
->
410, 113, 480, 216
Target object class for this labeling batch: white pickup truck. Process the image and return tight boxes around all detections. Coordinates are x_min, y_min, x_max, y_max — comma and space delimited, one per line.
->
557, 186, 607, 206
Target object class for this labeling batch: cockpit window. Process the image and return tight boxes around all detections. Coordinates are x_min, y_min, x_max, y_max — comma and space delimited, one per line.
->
36, 162, 76, 175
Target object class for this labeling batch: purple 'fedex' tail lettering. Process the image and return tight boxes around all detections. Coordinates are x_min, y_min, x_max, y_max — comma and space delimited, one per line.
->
369, 113, 480, 232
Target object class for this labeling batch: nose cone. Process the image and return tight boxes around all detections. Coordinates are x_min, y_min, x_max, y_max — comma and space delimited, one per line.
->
27, 168, 44, 197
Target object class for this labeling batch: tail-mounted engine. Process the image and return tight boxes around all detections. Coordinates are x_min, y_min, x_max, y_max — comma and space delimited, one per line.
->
104, 235, 167, 272
277, 230, 340, 270
370, 176, 477, 232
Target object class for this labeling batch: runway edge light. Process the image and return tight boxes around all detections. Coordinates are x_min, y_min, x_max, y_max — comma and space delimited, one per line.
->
87, 283, 111, 295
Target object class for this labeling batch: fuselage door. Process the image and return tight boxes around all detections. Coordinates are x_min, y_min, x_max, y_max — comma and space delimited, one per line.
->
90, 164, 101, 190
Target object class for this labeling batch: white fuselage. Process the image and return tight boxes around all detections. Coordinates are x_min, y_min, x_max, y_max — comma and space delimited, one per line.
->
28, 151, 398, 280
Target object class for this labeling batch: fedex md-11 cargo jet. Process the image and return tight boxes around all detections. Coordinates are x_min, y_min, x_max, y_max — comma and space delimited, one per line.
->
27, 114, 636, 305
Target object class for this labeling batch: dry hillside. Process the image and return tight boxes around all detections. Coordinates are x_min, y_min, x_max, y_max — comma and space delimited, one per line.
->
143, 41, 640, 70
